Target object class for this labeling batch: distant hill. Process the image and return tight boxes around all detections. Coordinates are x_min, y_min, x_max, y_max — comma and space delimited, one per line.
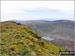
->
0, 22, 66, 56
12, 20, 74, 41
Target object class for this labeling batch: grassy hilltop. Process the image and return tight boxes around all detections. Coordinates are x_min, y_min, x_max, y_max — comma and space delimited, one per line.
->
0, 22, 66, 56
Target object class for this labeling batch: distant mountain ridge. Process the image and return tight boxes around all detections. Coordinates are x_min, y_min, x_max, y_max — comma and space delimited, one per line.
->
9, 20, 74, 41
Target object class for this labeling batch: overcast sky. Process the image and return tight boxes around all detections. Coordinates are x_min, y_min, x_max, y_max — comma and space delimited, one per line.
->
1, 1, 74, 21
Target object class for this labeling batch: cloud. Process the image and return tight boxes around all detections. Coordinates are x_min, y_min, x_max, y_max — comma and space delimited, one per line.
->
1, 1, 74, 21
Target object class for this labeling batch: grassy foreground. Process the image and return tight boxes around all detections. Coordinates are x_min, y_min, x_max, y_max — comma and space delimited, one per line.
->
0, 22, 66, 56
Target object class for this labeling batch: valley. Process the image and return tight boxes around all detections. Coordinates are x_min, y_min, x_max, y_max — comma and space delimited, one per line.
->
12, 20, 74, 51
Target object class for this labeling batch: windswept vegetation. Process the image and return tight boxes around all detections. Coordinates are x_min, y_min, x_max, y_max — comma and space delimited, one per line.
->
0, 22, 66, 56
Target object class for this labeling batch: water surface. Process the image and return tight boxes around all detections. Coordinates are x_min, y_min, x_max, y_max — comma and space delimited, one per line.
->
41, 36, 54, 41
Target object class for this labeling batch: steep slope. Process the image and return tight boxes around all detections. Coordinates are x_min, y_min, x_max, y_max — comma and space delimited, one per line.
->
11, 20, 74, 51
0, 22, 66, 56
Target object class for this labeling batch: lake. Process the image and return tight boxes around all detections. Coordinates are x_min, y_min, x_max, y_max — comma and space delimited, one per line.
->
41, 36, 54, 41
